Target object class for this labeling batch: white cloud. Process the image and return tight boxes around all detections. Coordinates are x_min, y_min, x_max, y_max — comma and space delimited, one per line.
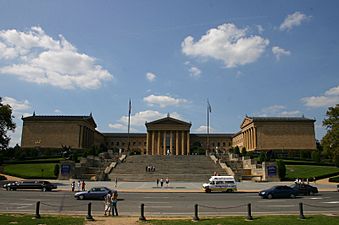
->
181, 23, 269, 68
146, 72, 156, 82
189, 66, 201, 77
54, 109, 62, 113
272, 46, 291, 60
143, 94, 188, 108
0, 26, 113, 89
257, 105, 301, 117
195, 125, 215, 133
109, 110, 184, 131
256, 25, 264, 34
302, 85, 339, 107
280, 11, 311, 31
2, 96, 31, 111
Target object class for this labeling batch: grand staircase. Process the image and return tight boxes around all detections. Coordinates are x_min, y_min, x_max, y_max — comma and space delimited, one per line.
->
108, 155, 227, 182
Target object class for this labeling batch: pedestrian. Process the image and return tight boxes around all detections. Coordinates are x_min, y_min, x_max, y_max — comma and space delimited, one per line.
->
104, 191, 112, 216
160, 178, 164, 188
71, 181, 75, 192
313, 177, 316, 184
81, 180, 86, 191
77, 180, 81, 191
165, 177, 169, 187
111, 191, 118, 216
156, 178, 159, 187
115, 177, 118, 188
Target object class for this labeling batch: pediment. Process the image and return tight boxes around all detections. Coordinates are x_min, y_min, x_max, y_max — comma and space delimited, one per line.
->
146, 116, 190, 126
240, 117, 253, 129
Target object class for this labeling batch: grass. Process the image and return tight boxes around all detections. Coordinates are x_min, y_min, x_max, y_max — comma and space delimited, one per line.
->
3, 163, 59, 179
147, 215, 339, 225
0, 214, 84, 225
329, 175, 339, 183
286, 165, 339, 179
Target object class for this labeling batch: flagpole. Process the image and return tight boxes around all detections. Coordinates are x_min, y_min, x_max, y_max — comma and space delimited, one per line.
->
127, 99, 131, 153
207, 99, 211, 155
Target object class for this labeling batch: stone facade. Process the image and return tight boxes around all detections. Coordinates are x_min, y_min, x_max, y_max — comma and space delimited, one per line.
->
21, 114, 316, 154
232, 116, 316, 152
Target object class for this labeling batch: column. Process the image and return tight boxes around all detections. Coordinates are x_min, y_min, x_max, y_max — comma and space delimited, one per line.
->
181, 131, 185, 155
253, 127, 257, 149
157, 131, 161, 155
146, 132, 149, 155
176, 131, 179, 155
187, 131, 190, 155
163, 131, 166, 155
170, 131, 173, 155
151, 131, 155, 155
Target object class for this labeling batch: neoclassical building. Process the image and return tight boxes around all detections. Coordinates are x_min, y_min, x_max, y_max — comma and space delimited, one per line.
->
21, 114, 316, 154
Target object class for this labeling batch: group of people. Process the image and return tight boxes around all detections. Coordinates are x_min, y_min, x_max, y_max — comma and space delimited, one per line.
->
156, 177, 169, 188
104, 190, 119, 216
71, 180, 86, 192
146, 165, 156, 172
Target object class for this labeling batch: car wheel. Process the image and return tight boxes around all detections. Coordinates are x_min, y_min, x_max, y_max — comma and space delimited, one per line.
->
42, 187, 47, 192
290, 194, 296, 198
309, 191, 315, 196
6, 187, 11, 191
79, 195, 84, 200
267, 194, 273, 199
205, 189, 211, 193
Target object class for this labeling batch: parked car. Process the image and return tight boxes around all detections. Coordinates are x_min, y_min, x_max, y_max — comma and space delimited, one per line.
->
3, 180, 57, 192
259, 185, 299, 199
74, 187, 115, 200
290, 183, 318, 196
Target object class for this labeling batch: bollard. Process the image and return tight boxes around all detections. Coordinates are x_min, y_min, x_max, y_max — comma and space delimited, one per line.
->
192, 204, 200, 221
139, 203, 146, 221
299, 202, 305, 219
246, 203, 253, 220
86, 202, 94, 221
35, 201, 41, 219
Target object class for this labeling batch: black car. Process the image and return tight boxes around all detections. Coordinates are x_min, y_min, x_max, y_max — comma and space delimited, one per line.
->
74, 187, 115, 200
259, 185, 299, 199
3, 180, 57, 192
290, 183, 318, 195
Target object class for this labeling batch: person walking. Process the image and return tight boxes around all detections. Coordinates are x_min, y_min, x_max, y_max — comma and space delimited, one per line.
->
156, 178, 159, 187
165, 177, 169, 187
111, 191, 119, 216
115, 177, 118, 188
104, 191, 112, 216
71, 181, 75, 192
160, 178, 164, 188
77, 180, 81, 191
81, 180, 86, 191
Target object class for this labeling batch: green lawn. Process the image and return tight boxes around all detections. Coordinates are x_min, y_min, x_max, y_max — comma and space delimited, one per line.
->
286, 165, 339, 179
0, 214, 84, 225
3, 163, 59, 179
147, 215, 339, 225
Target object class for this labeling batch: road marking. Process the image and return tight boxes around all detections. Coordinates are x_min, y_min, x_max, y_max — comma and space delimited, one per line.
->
143, 197, 169, 199
143, 201, 170, 204
146, 206, 173, 208
269, 205, 295, 208
0, 203, 32, 206
322, 201, 339, 204
309, 197, 323, 200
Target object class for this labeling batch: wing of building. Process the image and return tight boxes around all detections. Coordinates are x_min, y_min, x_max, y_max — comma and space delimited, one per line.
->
21, 114, 316, 154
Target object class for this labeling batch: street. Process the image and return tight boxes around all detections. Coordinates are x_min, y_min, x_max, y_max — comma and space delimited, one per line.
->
0, 189, 338, 216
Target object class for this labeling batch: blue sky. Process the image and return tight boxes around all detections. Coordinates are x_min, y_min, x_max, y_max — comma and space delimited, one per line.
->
0, 0, 338, 146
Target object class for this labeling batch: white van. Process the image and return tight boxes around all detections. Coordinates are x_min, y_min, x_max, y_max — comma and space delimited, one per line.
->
202, 176, 237, 193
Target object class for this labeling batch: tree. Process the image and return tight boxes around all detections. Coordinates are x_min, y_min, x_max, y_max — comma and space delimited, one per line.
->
321, 104, 339, 165
0, 97, 16, 150
276, 160, 286, 180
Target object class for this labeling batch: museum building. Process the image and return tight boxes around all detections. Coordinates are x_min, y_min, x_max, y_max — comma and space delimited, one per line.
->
21, 113, 316, 154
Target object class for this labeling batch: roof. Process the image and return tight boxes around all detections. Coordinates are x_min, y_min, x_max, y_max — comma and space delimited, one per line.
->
240, 116, 315, 129
145, 116, 191, 127
22, 114, 97, 128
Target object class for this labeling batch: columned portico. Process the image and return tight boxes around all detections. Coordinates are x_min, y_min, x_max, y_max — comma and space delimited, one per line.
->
145, 116, 191, 155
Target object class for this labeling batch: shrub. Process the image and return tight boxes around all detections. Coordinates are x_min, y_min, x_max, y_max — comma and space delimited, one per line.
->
0, 175, 6, 180
276, 160, 286, 180
54, 164, 60, 177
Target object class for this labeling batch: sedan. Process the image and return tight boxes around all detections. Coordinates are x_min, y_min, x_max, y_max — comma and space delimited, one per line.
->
74, 187, 115, 200
3, 180, 57, 192
259, 185, 299, 199
291, 183, 318, 196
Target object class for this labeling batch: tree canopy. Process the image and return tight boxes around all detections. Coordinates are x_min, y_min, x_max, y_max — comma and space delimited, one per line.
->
321, 104, 339, 165
0, 97, 16, 150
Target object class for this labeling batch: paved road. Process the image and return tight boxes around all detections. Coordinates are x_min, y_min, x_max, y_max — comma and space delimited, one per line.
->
1, 189, 338, 216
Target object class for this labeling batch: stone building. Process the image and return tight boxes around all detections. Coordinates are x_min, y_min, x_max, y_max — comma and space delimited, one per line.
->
21, 114, 316, 155
232, 116, 316, 154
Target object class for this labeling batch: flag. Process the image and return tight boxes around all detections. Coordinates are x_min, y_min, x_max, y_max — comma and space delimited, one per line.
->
207, 99, 212, 113
128, 99, 132, 115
